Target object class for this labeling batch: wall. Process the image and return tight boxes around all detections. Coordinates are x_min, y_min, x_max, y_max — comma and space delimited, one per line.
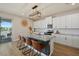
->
12, 17, 33, 41
0, 12, 33, 41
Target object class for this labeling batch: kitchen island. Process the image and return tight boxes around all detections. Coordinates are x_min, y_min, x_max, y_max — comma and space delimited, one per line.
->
25, 34, 54, 55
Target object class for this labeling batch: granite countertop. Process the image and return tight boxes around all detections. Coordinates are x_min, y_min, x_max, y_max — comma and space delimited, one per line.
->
27, 34, 53, 42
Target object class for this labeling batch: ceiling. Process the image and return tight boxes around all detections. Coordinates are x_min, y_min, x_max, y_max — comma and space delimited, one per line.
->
0, 3, 79, 20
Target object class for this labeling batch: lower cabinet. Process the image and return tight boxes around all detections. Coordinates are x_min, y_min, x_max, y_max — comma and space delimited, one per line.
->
65, 36, 72, 46
66, 36, 79, 48
54, 35, 67, 45
72, 36, 79, 48
54, 35, 79, 48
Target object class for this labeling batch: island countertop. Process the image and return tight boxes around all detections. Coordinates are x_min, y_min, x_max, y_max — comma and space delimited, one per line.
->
26, 34, 53, 42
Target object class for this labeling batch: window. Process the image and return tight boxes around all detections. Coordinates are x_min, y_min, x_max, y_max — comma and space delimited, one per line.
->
0, 17, 12, 43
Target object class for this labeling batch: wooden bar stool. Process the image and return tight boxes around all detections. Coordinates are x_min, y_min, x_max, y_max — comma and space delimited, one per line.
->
26, 39, 32, 46
17, 35, 22, 48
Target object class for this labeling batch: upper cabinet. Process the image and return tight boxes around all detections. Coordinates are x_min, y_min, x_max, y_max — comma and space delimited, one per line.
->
66, 13, 79, 28
53, 13, 79, 28
33, 16, 53, 28
65, 15, 72, 28
53, 15, 66, 28
53, 17, 59, 28
34, 13, 79, 29
59, 16, 66, 28
70, 14, 79, 28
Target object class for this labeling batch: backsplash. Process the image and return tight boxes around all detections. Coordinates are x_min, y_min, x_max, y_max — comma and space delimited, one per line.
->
53, 28, 79, 35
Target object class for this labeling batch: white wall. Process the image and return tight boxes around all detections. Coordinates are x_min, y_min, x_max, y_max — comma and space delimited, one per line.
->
0, 12, 33, 41
12, 17, 33, 41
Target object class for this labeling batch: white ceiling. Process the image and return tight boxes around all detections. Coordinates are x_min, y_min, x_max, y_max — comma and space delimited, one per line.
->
0, 3, 79, 20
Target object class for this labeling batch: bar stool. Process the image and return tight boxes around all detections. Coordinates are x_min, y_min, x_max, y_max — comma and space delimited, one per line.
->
17, 35, 22, 48
21, 37, 33, 55
17, 35, 26, 50
20, 37, 40, 56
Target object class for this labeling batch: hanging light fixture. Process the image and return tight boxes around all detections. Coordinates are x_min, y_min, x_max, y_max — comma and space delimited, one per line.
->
29, 5, 41, 21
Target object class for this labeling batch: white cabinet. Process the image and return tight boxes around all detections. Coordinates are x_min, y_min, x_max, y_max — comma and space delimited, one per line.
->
54, 35, 72, 46
53, 17, 62, 28
70, 14, 79, 28
66, 13, 79, 28
59, 16, 66, 28
34, 16, 52, 28
55, 17, 61, 28
53, 17, 58, 28
54, 35, 67, 45
54, 34, 79, 48
65, 36, 79, 48
65, 36, 72, 46
53, 16, 66, 28
53, 13, 79, 28
65, 15, 72, 28
72, 36, 79, 48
